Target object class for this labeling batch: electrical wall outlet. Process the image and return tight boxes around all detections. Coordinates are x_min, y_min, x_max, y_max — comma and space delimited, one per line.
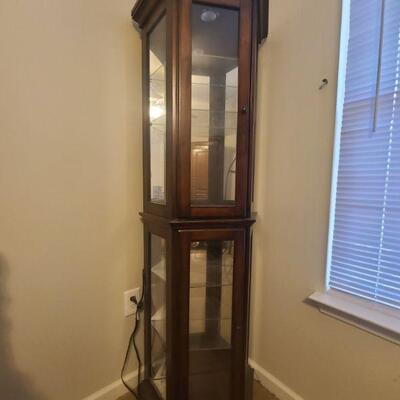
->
124, 288, 140, 317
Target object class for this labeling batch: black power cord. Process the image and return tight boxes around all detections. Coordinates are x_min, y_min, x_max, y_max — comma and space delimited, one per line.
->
121, 271, 145, 399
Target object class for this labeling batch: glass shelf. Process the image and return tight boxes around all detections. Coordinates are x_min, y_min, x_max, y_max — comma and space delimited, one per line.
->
191, 109, 237, 114
151, 109, 237, 129
191, 128, 237, 140
190, 287, 232, 320
190, 265, 233, 288
192, 109, 238, 130
150, 123, 167, 129
191, 109, 237, 113
150, 125, 166, 133
192, 85, 237, 113
192, 82, 238, 106
151, 78, 238, 90
190, 247, 234, 287
190, 282, 233, 289
192, 53, 238, 75
151, 122, 238, 139
151, 313, 232, 325
193, 53, 238, 62
189, 319, 232, 351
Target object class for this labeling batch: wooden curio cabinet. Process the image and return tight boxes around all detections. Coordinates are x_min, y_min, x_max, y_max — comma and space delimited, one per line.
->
131, 1, 268, 399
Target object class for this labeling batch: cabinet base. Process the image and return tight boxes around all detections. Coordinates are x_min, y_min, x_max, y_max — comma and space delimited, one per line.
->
136, 363, 254, 400
246, 365, 255, 400
137, 379, 162, 400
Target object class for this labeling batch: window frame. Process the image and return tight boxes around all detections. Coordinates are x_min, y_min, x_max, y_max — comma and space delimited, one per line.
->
309, 0, 400, 343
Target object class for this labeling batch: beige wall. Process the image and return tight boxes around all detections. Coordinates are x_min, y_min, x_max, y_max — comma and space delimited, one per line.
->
2, 1, 400, 400
251, 1, 400, 399
0, 1, 142, 399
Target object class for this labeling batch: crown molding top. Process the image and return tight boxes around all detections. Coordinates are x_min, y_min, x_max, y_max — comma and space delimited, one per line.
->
131, 0, 269, 43
258, 0, 269, 44
131, 0, 160, 29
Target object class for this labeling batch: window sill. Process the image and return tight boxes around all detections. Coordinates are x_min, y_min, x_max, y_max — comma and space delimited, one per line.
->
308, 289, 400, 345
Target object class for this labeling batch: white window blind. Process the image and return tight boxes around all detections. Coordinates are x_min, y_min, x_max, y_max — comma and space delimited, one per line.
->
327, 0, 400, 309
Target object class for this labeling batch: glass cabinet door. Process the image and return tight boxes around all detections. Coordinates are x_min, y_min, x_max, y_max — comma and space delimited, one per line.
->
188, 239, 234, 400
148, 16, 167, 205
178, 0, 253, 217
190, 4, 239, 206
149, 233, 167, 399
179, 228, 248, 400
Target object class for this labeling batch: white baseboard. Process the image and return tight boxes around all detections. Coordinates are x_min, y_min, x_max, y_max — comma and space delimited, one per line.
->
249, 359, 304, 400
82, 361, 303, 400
81, 371, 137, 400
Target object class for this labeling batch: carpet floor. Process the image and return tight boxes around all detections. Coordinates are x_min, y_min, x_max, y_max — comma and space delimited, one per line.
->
117, 381, 278, 400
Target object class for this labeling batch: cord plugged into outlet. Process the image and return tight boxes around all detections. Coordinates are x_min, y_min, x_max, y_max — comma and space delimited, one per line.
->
124, 288, 140, 317
121, 271, 145, 398
130, 295, 144, 314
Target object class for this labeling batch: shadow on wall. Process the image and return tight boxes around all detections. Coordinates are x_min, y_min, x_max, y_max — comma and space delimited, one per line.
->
0, 255, 47, 400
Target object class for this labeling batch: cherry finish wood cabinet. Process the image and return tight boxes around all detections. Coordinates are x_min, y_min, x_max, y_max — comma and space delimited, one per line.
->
131, 1, 268, 399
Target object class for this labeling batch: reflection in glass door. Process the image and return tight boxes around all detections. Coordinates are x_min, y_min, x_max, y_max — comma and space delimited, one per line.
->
190, 4, 239, 206
149, 16, 167, 204
189, 240, 234, 400
150, 234, 167, 399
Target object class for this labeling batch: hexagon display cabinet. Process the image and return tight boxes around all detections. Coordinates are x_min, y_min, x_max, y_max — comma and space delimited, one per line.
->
131, 1, 268, 399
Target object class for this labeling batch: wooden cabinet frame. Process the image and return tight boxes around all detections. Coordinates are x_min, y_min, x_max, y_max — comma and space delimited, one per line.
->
176, 228, 249, 400
132, 0, 268, 398
177, 0, 253, 217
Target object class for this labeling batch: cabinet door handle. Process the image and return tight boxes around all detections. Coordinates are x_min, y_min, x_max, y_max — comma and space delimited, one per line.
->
236, 325, 242, 332
241, 106, 247, 114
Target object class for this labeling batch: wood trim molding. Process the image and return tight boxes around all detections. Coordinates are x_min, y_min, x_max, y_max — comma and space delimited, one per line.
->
132, 0, 269, 41
81, 371, 139, 400
132, 0, 163, 29
258, 0, 269, 43
249, 359, 305, 400
194, 0, 241, 8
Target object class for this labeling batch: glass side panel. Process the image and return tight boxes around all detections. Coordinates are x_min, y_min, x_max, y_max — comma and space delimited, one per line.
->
191, 4, 239, 206
149, 16, 167, 204
150, 234, 166, 399
189, 240, 234, 400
